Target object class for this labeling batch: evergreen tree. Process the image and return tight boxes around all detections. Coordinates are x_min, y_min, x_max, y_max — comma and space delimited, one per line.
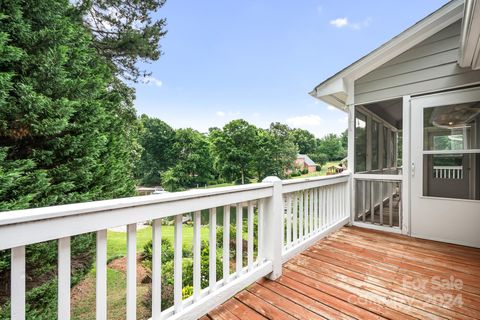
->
0, 0, 139, 316
76, 0, 168, 81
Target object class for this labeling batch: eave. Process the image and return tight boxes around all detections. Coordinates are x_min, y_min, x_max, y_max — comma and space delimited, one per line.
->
458, 0, 480, 69
310, 0, 465, 110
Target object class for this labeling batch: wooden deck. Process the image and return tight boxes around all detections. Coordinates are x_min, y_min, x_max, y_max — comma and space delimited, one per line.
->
204, 226, 480, 320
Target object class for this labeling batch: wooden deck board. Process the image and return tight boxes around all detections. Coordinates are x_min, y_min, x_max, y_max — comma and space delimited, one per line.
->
207, 226, 480, 320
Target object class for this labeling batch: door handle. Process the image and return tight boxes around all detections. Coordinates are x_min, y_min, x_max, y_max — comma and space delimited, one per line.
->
411, 162, 415, 177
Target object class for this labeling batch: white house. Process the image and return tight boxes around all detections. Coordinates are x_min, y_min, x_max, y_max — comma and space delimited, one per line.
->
310, 0, 480, 247
1, 1, 479, 319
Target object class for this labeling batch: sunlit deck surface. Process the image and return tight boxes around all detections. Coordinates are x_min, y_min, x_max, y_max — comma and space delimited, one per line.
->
203, 227, 480, 320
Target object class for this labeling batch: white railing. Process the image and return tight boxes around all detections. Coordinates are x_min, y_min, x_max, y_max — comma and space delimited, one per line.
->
433, 166, 463, 179
281, 174, 350, 262
0, 173, 350, 320
354, 175, 402, 229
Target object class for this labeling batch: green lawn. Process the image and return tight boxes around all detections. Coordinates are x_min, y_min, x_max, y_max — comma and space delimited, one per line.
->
291, 161, 341, 179
106, 225, 210, 260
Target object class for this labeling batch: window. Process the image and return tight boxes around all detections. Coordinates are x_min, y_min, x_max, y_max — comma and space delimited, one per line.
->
422, 103, 480, 200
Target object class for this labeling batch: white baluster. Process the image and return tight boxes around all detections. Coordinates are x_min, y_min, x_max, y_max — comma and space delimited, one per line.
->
96, 230, 107, 320
58, 237, 71, 320
247, 202, 254, 271
193, 211, 201, 301
236, 204, 243, 276
127, 223, 137, 320
222, 205, 230, 282
174, 215, 183, 312
11, 246, 25, 320
152, 219, 162, 318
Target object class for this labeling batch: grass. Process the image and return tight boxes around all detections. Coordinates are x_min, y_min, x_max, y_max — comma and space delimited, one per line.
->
72, 224, 211, 320
291, 161, 342, 179
106, 225, 210, 260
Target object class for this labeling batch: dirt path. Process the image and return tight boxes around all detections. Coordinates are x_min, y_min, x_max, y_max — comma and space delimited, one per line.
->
71, 254, 151, 320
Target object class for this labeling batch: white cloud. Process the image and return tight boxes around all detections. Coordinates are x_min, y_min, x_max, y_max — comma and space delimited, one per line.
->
330, 17, 372, 30
286, 114, 322, 127
141, 76, 162, 87
330, 17, 348, 28
327, 105, 336, 111
216, 111, 226, 117
252, 112, 261, 118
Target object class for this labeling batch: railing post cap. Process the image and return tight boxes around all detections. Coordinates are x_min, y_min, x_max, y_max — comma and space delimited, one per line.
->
262, 176, 281, 183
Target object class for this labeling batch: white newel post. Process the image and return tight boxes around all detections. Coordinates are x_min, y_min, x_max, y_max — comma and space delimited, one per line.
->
261, 176, 283, 280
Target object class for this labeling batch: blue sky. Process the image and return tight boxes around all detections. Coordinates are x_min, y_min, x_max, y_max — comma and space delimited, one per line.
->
133, 0, 449, 138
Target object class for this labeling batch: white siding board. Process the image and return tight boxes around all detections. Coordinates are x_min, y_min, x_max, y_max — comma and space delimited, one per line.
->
356, 62, 470, 93
418, 21, 460, 45
355, 21, 480, 104
356, 71, 480, 104
358, 48, 458, 83
376, 35, 459, 68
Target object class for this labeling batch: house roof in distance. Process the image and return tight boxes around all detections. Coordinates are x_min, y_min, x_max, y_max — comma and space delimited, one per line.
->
297, 154, 316, 166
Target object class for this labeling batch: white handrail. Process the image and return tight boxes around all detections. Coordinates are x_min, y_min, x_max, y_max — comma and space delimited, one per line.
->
0, 174, 351, 320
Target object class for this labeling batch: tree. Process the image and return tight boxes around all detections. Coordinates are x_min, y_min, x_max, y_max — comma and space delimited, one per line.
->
290, 128, 317, 155
0, 0, 139, 316
317, 133, 346, 161
162, 128, 214, 191
75, 0, 168, 82
210, 120, 258, 184
310, 153, 329, 167
254, 123, 297, 179
136, 115, 176, 186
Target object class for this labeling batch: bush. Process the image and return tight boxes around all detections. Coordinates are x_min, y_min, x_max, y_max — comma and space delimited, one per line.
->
141, 237, 223, 310
301, 168, 309, 174
310, 153, 329, 166
290, 171, 301, 177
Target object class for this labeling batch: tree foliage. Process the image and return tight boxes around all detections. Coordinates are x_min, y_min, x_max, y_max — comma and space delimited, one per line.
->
290, 128, 317, 155
75, 0, 167, 81
162, 128, 214, 191
316, 133, 346, 161
0, 0, 140, 316
136, 114, 175, 186
210, 120, 258, 184
254, 123, 297, 179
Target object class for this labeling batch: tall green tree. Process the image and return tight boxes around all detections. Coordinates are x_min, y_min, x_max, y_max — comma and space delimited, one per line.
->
317, 133, 346, 161
0, 0, 139, 316
136, 114, 175, 186
290, 128, 317, 155
254, 123, 297, 179
75, 0, 167, 81
210, 120, 258, 184
162, 128, 214, 191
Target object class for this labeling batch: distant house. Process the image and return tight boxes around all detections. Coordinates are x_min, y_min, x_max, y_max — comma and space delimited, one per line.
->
294, 154, 317, 173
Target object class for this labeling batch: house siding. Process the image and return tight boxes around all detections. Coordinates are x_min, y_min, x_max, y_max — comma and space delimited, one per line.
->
354, 20, 480, 104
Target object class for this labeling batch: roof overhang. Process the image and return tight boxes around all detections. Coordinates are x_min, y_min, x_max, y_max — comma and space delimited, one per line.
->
310, 0, 465, 111
458, 0, 480, 69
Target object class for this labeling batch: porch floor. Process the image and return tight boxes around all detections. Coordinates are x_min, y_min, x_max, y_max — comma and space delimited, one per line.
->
204, 226, 480, 320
